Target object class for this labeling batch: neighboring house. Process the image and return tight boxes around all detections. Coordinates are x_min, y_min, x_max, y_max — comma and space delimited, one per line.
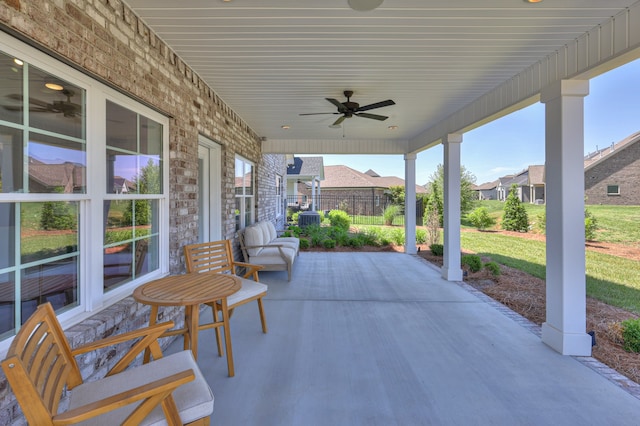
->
286, 156, 324, 210
496, 170, 529, 202
320, 165, 427, 216
527, 165, 545, 204
584, 131, 640, 205
473, 180, 499, 200
112, 176, 136, 194
27, 158, 85, 193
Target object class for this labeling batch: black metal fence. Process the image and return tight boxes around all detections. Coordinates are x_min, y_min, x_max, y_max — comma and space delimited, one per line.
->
286, 195, 423, 226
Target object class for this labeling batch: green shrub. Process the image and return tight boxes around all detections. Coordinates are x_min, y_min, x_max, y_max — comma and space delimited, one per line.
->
501, 184, 529, 232
346, 235, 364, 248
467, 207, 496, 231
430, 243, 444, 256
461, 254, 482, 272
621, 318, 640, 352
358, 229, 381, 246
299, 238, 310, 249
328, 210, 351, 231
535, 211, 546, 233
416, 228, 428, 244
585, 209, 598, 241
484, 261, 501, 276
291, 211, 300, 223
40, 201, 76, 230
389, 228, 405, 246
322, 239, 336, 249
383, 204, 402, 226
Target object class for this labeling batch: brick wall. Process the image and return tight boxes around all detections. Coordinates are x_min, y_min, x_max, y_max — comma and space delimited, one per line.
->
584, 141, 640, 205
0, 1, 284, 423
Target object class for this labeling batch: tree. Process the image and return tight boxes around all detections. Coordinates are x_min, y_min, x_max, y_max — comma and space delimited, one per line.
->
424, 164, 477, 226
388, 185, 405, 206
501, 184, 529, 232
124, 159, 161, 226
467, 206, 496, 231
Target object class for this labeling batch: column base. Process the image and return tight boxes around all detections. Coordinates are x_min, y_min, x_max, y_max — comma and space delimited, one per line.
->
441, 266, 463, 282
542, 322, 592, 356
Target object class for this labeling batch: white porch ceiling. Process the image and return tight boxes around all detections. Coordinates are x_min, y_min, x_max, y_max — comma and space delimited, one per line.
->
126, 0, 640, 154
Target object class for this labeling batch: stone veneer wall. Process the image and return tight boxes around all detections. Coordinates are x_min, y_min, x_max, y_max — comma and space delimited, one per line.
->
584, 141, 640, 205
0, 1, 284, 423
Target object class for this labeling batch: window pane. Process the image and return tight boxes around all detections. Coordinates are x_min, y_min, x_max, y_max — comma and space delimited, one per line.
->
28, 132, 86, 193
0, 126, 23, 193
107, 149, 136, 193
245, 164, 254, 196
21, 201, 79, 264
0, 203, 15, 269
104, 242, 133, 290
244, 197, 252, 226
28, 66, 84, 139
235, 158, 244, 195
136, 236, 159, 278
0, 272, 16, 339
22, 257, 78, 313
105, 200, 133, 244
136, 156, 162, 194
0, 52, 23, 124
106, 101, 137, 152
139, 116, 162, 155
134, 199, 159, 238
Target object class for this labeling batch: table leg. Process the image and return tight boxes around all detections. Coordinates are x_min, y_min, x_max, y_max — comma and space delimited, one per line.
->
144, 305, 159, 363
220, 297, 235, 377
185, 304, 200, 360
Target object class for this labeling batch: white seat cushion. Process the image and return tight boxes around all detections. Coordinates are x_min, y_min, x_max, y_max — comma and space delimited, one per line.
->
263, 221, 278, 241
257, 221, 272, 244
70, 350, 214, 426
251, 246, 296, 266
227, 278, 268, 306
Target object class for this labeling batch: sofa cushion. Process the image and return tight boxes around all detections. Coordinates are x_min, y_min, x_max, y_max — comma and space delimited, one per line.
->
70, 350, 214, 426
257, 221, 272, 245
251, 246, 296, 266
263, 221, 278, 241
244, 226, 264, 256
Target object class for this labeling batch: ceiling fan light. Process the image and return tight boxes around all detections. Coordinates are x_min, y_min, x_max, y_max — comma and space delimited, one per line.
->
348, 0, 383, 12
45, 83, 64, 91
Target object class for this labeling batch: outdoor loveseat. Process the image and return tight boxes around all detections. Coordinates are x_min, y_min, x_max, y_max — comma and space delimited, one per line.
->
238, 221, 299, 281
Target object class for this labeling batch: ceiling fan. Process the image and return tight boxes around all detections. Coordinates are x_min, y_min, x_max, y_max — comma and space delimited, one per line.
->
4, 89, 81, 117
299, 90, 395, 126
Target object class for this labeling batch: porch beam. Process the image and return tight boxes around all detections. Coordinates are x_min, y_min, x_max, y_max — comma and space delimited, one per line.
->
540, 79, 592, 356
442, 134, 463, 281
404, 153, 417, 255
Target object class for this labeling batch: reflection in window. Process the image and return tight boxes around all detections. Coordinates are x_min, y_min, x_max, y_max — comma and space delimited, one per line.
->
0, 126, 22, 193
103, 199, 159, 291
28, 133, 86, 193
235, 157, 254, 230
106, 101, 162, 194
0, 53, 23, 124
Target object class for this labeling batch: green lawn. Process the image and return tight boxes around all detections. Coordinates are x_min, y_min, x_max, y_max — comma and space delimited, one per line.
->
461, 231, 640, 315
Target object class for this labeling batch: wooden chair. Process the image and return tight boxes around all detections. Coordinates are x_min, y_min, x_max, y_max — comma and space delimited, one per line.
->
183, 239, 268, 356
1, 302, 213, 426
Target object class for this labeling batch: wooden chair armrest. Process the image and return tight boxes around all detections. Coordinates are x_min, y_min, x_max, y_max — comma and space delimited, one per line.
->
52, 369, 195, 425
232, 261, 264, 280
72, 321, 175, 375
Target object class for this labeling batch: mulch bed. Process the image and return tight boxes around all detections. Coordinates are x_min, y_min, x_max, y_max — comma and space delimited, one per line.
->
416, 247, 640, 386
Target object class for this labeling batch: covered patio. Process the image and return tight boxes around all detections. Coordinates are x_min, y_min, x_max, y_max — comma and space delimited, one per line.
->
169, 252, 640, 425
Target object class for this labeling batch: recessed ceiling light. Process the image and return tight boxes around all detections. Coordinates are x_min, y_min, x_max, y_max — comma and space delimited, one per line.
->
45, 83, 64, 91
281, 125, 290, 130
388, 125, 398, 130
524, 0, 543, 3
13, 58, 23, 66
348, 0, 383, 12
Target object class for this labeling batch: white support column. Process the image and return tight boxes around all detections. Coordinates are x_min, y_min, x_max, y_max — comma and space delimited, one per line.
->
317, 177, 321, 211
540, 80, 592, 356
404, 153, 417, 255
311, 178, 316, 211
442, 134, 463, 281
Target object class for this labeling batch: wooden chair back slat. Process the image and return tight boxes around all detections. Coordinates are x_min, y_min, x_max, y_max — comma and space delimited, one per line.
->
184, 240, 234, 274
2, 303, 82, 423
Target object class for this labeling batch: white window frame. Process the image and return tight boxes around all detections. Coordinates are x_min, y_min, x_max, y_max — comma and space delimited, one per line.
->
0, 33, 169, 351
276, 174, 283, 218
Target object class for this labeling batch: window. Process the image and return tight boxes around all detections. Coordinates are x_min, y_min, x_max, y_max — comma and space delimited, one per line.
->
235, 156, 254, 230
607, 185, 620, 196
276, 174, 283, 218
0, 36, 168, 343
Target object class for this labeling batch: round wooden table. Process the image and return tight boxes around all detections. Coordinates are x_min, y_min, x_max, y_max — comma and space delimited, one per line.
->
133, 271, 241, 376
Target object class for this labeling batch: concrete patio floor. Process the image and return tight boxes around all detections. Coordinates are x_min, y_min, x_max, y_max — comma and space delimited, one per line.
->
168, 252, 640, 425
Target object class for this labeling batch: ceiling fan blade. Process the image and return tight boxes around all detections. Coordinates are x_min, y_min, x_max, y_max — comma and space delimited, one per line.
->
6, 94, 51, 109
356, 99, 395, 112
299, 112, 340, 116
356, 112, 388, 121
326, 98, 347, 112
332, 115, 346, 126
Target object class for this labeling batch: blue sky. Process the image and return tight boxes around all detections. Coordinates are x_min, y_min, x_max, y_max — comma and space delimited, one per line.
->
321, 58, 640, 186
